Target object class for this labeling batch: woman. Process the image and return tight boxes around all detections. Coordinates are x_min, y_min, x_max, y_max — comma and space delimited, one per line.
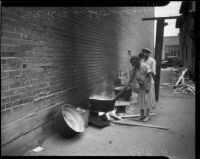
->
142, 48, 156, 108
138, 52, 145, 63
127, 55, 153, 122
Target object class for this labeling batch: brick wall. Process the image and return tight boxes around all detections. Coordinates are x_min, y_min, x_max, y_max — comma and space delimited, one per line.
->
1, 7, 154, 155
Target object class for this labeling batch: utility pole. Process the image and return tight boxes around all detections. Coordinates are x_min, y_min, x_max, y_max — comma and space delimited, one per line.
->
142, 16, 179, 101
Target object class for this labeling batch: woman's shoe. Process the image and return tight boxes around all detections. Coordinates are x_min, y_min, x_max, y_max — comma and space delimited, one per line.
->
135, 116, 145, 121
135, 109, 145, 121
142, 116, 150, 122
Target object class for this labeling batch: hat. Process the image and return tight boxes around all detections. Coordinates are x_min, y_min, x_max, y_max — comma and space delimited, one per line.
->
142, 48, 151, 53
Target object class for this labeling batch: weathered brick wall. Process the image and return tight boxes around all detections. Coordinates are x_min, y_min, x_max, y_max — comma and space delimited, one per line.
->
1, 7, 154, 155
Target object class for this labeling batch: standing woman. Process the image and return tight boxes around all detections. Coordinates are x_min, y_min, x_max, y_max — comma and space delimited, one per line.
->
142, 48, 156, 108
127, 55, 153, 122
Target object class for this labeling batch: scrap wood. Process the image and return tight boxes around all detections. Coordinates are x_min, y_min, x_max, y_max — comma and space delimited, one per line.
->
111, 120, 169, 130
191, 91, 195, 95
119, 113, 156, 118
185, 84, 195, 92
173, 85, 186, 90
186, 87, 194, 92
175, 68, 188, 86
174, 86, 186, 90
173, 81, 195, 95
173, 83, 188, 89
185, 81, 195, 85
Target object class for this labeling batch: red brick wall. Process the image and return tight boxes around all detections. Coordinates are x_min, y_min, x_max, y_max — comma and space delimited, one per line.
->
1, 7, 154, 155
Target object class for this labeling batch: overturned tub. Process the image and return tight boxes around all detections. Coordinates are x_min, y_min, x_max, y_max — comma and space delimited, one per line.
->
54, 104, 86, 138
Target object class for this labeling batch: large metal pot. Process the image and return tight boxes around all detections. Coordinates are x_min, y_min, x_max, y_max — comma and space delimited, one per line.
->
89, 97, 116, 112
114, 86, 132, 101
54, 104, 86, 138
89, 87, 128, 112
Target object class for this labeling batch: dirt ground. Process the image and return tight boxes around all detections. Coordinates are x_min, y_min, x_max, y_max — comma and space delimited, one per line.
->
24, 86, 195, 158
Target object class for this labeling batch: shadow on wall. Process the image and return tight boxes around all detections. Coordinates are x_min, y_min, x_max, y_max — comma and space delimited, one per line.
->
60, 7, 121, 101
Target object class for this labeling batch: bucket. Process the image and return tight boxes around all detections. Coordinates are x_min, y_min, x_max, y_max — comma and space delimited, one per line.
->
54, 104, 86, 138
114, 86, 132, 101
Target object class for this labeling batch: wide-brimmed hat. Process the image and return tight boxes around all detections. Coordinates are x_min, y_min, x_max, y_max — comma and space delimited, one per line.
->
142, 48, 151, 53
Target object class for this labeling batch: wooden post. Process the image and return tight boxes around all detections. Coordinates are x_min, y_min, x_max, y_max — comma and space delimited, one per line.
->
128, 50, 132, 77
154, 19, 165, 101
142, 16, 179, 21
142, 16, 179, 101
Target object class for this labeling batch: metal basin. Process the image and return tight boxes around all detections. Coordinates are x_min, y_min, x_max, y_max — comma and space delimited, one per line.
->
55, 104, 86, 138
114, 86, 132, 101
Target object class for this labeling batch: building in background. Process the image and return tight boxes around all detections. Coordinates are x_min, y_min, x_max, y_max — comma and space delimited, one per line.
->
175, 1, 195, 79
162, 36, 180, 60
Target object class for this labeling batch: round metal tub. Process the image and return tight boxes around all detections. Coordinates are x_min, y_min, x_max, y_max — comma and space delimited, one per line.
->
55, 104, 86, 138
114, 86, 132, 101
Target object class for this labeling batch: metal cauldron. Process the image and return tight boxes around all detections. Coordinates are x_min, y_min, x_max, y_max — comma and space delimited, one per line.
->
54, 104, 86, 138
89, 87, 129, 112
114, 86, 132, 101
89, 97, 116, 112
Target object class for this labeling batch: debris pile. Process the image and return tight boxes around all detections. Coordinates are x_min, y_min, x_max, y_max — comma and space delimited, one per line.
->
171, 67, 195, 95
172, 68, 189, 85
173, 80, 195, 95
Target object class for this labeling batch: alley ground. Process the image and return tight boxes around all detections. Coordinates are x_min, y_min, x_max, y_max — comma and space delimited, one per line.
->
24, 86, 195, 158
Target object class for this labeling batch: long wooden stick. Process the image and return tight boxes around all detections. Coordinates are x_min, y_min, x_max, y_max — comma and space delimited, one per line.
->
142, 16, 179, 21
175, 68, 187, 86
111, 120, 169, 130
119, 113, 156, 118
